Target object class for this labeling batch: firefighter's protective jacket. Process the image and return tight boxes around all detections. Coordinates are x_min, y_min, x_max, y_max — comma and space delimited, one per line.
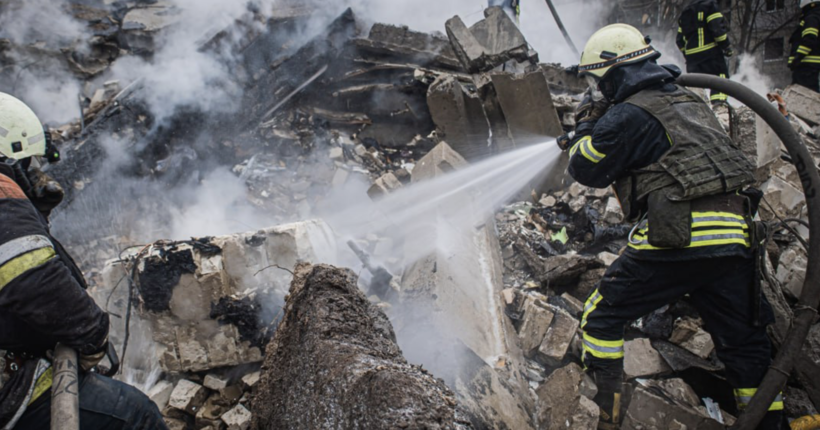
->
0, 163, 109, 428
676, 0, 731, 63
790, 4, 820, 69
568, 60, 754, 262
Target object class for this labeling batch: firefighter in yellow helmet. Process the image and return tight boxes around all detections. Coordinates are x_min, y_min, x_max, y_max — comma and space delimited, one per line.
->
0, 92, 166, 429
558, 25, 783, 429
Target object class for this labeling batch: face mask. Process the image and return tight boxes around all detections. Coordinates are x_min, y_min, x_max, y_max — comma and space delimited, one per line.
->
585, 75, 605, 101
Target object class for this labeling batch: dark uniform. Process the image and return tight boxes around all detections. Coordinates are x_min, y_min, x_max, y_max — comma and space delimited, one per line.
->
789, 2, 820, 92
568, 59, 783, 429
0, 162, 165, 429
676, 0, 732, 103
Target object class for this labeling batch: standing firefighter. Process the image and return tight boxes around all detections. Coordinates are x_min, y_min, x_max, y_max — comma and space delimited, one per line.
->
789, 0, 820, 92
559, 24, 783, 430
676, 0, 733, 104
0, 93, 166, 429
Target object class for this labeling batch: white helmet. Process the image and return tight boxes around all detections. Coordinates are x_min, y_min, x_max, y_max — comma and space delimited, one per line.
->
802, 0, 820, 8
0, 92, 47, 160
578, 24, 660, 79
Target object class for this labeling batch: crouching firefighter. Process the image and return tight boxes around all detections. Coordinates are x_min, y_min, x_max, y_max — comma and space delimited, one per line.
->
0, 92, 166, 429
558, 25, 783, 430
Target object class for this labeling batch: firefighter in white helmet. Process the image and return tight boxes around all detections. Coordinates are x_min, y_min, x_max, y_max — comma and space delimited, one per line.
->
0, 92, 166, 429
558, 25, 783, 429
789, 0, 820, 92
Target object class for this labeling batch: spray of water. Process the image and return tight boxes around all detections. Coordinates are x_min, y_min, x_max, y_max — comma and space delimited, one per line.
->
325, 141, 561, 261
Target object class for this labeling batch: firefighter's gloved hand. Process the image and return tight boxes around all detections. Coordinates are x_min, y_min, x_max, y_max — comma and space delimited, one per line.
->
26, 167, 64, 218
557, 131, 575, 151
723, 47, 734, 58
79, 349, 106, 372
576, 89, 611, 125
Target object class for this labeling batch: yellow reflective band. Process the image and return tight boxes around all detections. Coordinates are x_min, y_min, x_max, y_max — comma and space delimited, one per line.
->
698, 11, 704, 21
569, 139, 582, 157
804, 28, 819, 37
678, 26, 683, 33
693, 211, 745, 220
734, 389, 784, 411
686, 42, 717, 55
666, 132, 673, 146
29, 366, 53, 405
582, 289, 603, 329
798, 46, 812, 54
578, 136, 606, 164
707, 12, 723, 23
582, 333, 625, 359
804, 56, 820, 63
699, 28, 705, 47
715, 34, 728, 42
711, 94, 728, 101
0, 247, 56, 291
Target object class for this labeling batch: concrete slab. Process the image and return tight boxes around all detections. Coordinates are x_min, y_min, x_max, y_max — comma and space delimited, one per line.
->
445, 7, 531, 73
426, 75, 492, 161
490, 70, 564, 140
783, 84, 820, 125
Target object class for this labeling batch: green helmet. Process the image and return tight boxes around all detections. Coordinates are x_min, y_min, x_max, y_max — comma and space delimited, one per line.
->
0, 92, 47, 160
578, 24, 659, 79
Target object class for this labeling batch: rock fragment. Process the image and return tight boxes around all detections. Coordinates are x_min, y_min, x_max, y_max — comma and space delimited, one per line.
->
623, 338, 672, 379
168, 379, 209, 415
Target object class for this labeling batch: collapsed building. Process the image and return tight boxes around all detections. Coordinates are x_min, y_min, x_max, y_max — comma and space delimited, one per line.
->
3, 0, 820, 429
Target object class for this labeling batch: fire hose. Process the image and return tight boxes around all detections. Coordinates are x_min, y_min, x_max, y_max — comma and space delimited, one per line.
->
676, 74, 820, 430
51, 344, 79, 430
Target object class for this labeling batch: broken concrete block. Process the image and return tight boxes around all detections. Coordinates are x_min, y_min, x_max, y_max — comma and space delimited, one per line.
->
328, 146, 344, 160
539, 195, 557, 207
203, 374, 229, 391
147, 380, 174, 410
604, 197, 624, 224
569, 195, 587, 213
366, 172, 403, 200
597, 252, 618, 267
490, 70, 564, 139
537, 307, 579, 366
411, 141, 469, 182
655, 378, 702, 408
241, 371, 261, 390
734, 107, 781, 182
427, 76, 492, 161
622, 384, 724, 430
168, 379, 209, 415
669, 317, 701, 345
761, 175, 805, 218
518, 300, 555, 357
776, 243, 808, 299
783, 84, 820, 126
536, 363, 598, 429
196, 395, 227, 428
445, 7, 531, 73
624, 338, 672, 379
679, 328, 715, 360
221, 404, 252, 430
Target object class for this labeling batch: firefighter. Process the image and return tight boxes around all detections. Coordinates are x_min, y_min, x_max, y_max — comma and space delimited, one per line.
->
789, 0, 820, 92
0, 93, 166, 429
676, 0, 733, 105
560, 24, 783, 429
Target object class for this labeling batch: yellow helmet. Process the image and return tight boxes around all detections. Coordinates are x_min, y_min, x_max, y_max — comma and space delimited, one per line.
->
0, 92, 47, 160
578, 24, 659, 79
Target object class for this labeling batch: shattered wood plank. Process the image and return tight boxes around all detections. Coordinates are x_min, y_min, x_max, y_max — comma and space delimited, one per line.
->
309, 107, 371, 125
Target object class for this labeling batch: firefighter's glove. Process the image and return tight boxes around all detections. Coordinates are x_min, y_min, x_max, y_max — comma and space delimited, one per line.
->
575, 90, 611, 125
26, 167, 64, 218
557, 131, 575, 151
723, 47, 734, 58
79, 349, 106, 372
